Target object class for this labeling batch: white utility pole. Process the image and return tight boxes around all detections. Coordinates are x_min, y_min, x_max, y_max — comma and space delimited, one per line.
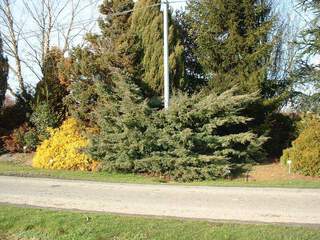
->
162, 0, 170, 109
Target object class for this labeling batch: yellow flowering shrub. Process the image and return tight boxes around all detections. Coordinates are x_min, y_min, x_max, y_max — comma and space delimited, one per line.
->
33, 118, 96, 171
281, 117, 320, 177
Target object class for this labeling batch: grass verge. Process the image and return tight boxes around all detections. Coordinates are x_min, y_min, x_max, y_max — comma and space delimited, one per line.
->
0, 161, 320, 188
0, 205, 320, 240
0, 161, 159, 184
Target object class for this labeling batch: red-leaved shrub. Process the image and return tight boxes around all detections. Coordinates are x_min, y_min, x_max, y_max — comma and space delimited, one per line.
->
3, 123, 29, 153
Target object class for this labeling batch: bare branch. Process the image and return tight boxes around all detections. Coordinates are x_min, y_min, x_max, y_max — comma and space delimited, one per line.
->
0, 0, 26, 96
1, 0, 98, 93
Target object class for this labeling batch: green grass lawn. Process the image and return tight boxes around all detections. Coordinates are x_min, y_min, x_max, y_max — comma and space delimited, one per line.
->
0, 160, 320, 188
0, 205, 319, 240
0, 161, 159, 184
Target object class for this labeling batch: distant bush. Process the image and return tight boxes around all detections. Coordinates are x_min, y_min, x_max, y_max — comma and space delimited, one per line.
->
0, 91, 34, 154
33, 118, 96, 171
0, 127, 9, 154
281, 115, 320, 177
3, 123, 29, 153
0, 94, 32, 131
1, 101, 55, 153
24, 129, 39, 151
1, 125, 39, 154
89, 82, 267, 182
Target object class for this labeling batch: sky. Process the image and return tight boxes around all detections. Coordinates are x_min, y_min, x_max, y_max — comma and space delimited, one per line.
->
0, 0, 311, 91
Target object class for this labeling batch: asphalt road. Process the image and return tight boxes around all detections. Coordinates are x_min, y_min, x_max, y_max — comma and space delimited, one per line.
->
1, 176, 320, 225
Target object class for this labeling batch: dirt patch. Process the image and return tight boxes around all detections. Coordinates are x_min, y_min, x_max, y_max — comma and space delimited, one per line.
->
0, 153, 34, 166
249, 163, 319, 181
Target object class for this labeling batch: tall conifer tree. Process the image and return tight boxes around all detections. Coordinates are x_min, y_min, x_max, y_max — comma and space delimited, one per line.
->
293, 0, 320, 112
175, 11, 206, 93
0, 34, 8, 108
35, 48, 67, 113
97, 0, 135, 71
131, 0, 184, 95
187, 0, 275, 96
67, 0, 135, 124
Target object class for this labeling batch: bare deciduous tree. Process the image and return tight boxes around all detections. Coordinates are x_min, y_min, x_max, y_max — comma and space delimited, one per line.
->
0, 0, 99, 98
0, 0, 26, 97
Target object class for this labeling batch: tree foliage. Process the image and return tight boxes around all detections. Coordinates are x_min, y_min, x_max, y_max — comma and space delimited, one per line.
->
63, 0, 296, 178
35, 48, 68, 118
291, 0, 320, 113
175, 11, 206, 93
299, 0, 320, 57
183, 0, 302, 159
186, 0, 278, 97
66, 0, 134, 125
0, 90, 33, 132
67, 0, 186, 120
130, 0, 184, 95
88, 81, 267, 181
0, 35, 8, 108
30, 102, 59, 141
281, 115, 320, 177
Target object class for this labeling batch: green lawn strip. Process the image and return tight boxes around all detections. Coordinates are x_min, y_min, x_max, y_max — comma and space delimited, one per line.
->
0, 205, 319, 240
0, 161, 160, 184
188, 179, 320, 188
0, 161, 320, 188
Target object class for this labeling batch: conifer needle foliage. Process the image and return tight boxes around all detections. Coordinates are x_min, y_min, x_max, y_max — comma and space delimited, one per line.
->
66, 0, 268, 181
88, 81, 267, 182
0, 36, 8, 108
187, 0, 275, 96
130, 0, 184, 95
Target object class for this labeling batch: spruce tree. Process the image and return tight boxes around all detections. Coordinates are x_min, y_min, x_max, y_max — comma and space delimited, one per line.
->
97, 0, 135, 70
0, 34, 8, 108
293, 0, 320, 112
130, 0, 184, 95
175, 11, 206, 93
187, 0, 275, 96
297, 0, 320, 66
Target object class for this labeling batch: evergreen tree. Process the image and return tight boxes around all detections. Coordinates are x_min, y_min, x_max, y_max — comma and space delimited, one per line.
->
175, 11, 206, 93
97, 0, 135, 71
293, 0, 320, 113
185, 0, 297, 159
89, 84, 267, 181
32, 48, 67, 138
65, 0, 268, 180
66, 0, 134, 125
0, 34, 8, 108
130, 0, 184, 95
187, 0, 275, 96
35, 48, 67, 112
